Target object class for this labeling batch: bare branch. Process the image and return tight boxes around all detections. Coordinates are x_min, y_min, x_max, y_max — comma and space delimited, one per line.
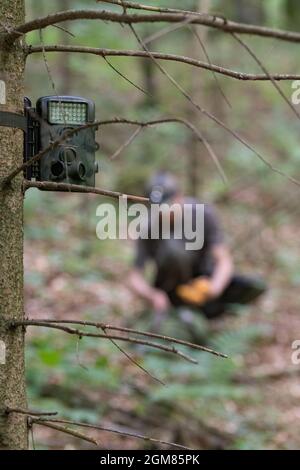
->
12, 320, 198, 364
110, 126, 143, 160
5, 8, 300, 44
31, 419, 99, 446
32, 417, 191, 450
12, 318, 228, 358
4, 407, 58, 417
27, 45, 300, 82
23, 180, 149, 204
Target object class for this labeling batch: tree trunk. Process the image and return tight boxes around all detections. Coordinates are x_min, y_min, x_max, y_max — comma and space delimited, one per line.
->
233, 0, 265, 24
186, 0, 211, 196
57, 0, 72, 94
0, 0, 27, 449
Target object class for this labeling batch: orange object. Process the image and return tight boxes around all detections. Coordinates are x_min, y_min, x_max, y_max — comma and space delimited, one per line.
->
176, 278, 212, 305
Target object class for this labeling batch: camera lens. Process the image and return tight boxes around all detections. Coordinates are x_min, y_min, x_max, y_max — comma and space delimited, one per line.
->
59, 147, 76, 164
67, 161, 86, 181
78, 162, 86, 180
51, 160, 65, 179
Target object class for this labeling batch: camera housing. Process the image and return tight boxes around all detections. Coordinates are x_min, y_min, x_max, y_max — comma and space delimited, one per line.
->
24, 96, 99, 188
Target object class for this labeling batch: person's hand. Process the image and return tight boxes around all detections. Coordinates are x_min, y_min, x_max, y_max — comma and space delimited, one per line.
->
151, 289, 171, 313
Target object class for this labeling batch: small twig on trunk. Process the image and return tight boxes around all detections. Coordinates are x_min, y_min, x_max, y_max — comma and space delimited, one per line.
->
12, 318, 228, 358
32, 417, 191, 450
31, 419, 99, 446
23, 180, 149, 204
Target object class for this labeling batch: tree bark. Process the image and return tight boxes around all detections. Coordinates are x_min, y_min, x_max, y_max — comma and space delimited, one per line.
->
187, 0, 211, 196
233, 0, 265, 24
0, 0, 27, 449
57, 0, 72, 94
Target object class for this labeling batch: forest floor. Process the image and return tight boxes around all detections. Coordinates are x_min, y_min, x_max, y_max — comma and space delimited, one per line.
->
23, 186, 300, 450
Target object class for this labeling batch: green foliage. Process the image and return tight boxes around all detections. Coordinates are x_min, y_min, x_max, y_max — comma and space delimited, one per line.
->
26, 332, 122, 395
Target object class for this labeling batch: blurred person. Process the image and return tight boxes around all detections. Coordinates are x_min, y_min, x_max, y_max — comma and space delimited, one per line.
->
128, 172, 266, 321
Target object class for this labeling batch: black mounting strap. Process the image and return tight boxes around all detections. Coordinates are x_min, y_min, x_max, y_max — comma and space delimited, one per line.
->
0, 110, 27, 132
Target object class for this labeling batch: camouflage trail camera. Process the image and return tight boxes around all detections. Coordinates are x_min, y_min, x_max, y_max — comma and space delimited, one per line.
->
24, 96, 99, 188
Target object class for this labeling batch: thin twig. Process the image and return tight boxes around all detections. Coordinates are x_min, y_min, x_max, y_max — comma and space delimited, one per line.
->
75, 335, 89, 370
232, 33, 300, 120
190, 26, 231, 108
110, 126, 143, 160
143, 16, 197, 45
103, 56, 150, 96
33, 417, 191, 450
100, 326, 165, 385
6, 9, 300, 44
39, 29, 58, 96
27, 45, 300, 82
31, 419, 99, 446
98, 0, 218, 19
23, 180, 149, 204
52, 24, 76, 38
12, 320, 198, 364
12, 318, 228, 358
